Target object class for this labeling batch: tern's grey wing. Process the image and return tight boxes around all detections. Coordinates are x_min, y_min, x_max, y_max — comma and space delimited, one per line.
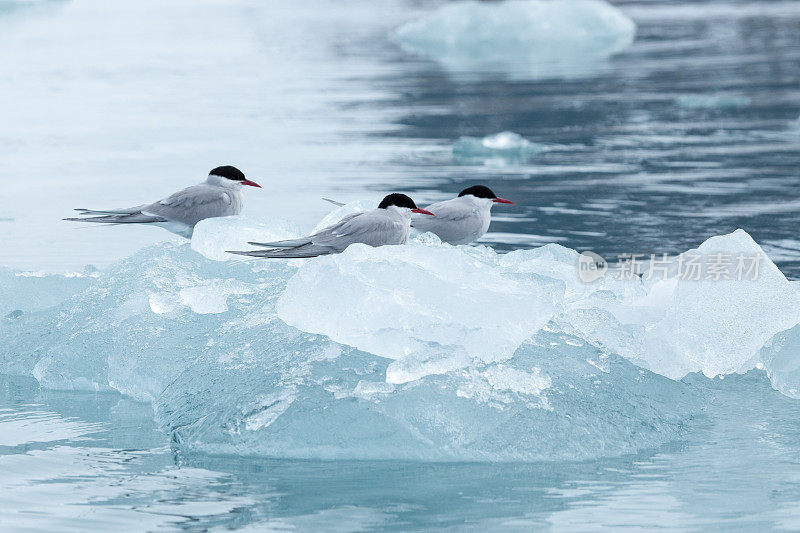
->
310, 211, 408, 251
230, 211, 408, 259
321, 198, 345, 207
63, 212, 167, 224
73, 205, 148, 216
228, 244, 337, 258
247, 213, 363, 249
144, 185, 238, 226
64, 203, 166, 224
249, 237, 314, 248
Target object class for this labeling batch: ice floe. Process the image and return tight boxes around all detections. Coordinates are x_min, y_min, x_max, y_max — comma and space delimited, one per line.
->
394, 0, 636, 79
1, 224, 799, 460
676, 94, 751, 109
453, 131, 544, 164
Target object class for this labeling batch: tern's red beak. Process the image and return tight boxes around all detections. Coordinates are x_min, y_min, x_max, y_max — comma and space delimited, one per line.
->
492, 197, 513, 204
412, 208, 435, 216
242, 179, 261, 188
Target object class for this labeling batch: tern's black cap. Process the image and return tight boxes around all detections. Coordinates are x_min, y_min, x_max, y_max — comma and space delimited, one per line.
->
378, 193, 419, 210
458, 185, 497, 199
210, 165, 246, 181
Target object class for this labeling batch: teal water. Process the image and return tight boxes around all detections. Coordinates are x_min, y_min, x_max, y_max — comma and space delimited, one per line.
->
3, 372, 800, 531
3, 0, 800, 530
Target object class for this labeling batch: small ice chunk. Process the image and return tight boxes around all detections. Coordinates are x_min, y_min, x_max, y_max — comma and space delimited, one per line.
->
409, 231, 443, 246
277, 241, 563, 378
239, 390, 297, 432
351, 380, 396, 400
148, 292, 181, 315
453, 132, 544, 164
179, 280, 257, 314
456, 364, 552, 409
676, 94, 751, 109
149, 281, 256, 315
394, 0, 636, 79
180, 287, 227, 314
500, 243, 586, 297
640, 230, 800, 379
562, 230, 800, 381
759, 326, 800, 399
386, 347, 472, 385
191, 215, 300, 261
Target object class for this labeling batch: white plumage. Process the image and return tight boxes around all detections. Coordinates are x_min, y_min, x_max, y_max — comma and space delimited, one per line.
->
411, 194, 494, 245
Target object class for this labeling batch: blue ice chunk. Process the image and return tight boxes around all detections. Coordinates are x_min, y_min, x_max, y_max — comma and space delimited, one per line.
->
157, 329, 701, 461
453, 132, 544, 164
394, 0, 636, 79
2, 228, 799, 461
676, 94, 751, 109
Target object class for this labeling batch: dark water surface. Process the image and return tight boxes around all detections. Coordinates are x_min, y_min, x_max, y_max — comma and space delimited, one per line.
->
375, 0, 800, 275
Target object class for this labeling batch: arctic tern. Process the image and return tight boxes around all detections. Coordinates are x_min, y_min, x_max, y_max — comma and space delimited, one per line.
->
64, 165, 260, 238
323, 185, 512, 245
410, 185, 513, 245
229, 193, 433, 258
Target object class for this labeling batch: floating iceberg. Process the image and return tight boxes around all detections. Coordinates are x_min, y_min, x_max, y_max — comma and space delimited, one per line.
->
452, 131, 544, 164
676, 94, 751, 109
1, 225, 799, 461
394, 0, 636, 79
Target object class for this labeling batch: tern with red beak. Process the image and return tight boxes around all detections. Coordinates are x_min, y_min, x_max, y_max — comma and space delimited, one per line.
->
229, 193, 433, 259
64, 165, 260, 238
409, 185, 513, 245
